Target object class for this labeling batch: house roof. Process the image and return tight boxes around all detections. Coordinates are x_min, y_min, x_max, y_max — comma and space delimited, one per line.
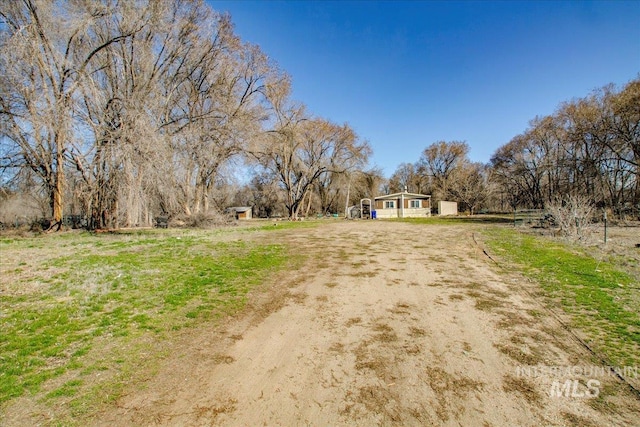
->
227, 206, 252, 213
374, 191, 431, 200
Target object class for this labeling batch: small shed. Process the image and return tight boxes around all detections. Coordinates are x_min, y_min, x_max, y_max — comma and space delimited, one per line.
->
438, 201, 458, 216
226, 206, 252, 220
374, 191, 431, 219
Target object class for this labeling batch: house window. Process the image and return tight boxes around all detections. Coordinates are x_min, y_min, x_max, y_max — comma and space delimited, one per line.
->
384, 201, 395, 209
410, 200, 421, 208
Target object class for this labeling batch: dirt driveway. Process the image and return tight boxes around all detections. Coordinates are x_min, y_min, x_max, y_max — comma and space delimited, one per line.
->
95, 221, 639, 426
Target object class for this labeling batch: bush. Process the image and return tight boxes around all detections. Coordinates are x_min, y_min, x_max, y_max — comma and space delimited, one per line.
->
547, 195, 595, 241
170, 211, 235, 228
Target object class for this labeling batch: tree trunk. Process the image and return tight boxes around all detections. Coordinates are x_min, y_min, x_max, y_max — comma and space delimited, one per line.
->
202, 181, 210, 213
51, 174, 63, 230
305, 190, 313, 218
193, 181, 202, 215
113, 199, 119, 229
50, 134, 65, 231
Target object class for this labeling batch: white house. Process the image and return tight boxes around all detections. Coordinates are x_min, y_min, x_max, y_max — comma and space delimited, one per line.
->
373, 191, 431, 219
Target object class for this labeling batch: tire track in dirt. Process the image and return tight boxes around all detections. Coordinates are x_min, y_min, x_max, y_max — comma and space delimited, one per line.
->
95, 221, 640, 426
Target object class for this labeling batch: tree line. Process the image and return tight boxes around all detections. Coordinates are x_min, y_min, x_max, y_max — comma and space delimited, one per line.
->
0, 0, 370, 229
1, 1, 638, 228
389, 77, 639, 217
491, 79, 639, 215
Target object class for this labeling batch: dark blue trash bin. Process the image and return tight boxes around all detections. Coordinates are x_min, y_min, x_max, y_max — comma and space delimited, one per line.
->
371, 210, 377, 219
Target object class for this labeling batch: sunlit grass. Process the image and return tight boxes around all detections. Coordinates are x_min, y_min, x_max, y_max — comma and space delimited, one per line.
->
482, 227, 639, 368
0, 228, 291, 412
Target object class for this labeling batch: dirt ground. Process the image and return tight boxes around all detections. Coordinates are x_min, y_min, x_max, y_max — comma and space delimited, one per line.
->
40, 222, 640, 425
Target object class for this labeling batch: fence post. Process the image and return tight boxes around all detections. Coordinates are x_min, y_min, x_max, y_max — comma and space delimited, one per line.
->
603, 210, 607, 244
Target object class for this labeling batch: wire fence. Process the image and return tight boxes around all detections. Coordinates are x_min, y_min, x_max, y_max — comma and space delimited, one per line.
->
513, 209, 549, 227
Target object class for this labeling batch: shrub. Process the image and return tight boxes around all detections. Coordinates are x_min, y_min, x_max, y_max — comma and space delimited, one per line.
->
171, 211, 235, 228
547, 195, 596, 241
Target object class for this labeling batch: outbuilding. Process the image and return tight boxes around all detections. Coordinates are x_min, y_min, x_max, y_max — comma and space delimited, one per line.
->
226, 206, 253, 220
374, 191, 431, 219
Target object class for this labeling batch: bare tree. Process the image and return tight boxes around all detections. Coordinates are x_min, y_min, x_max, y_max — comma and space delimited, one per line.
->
350, 167, 386, 200
0, 0, 139, 229
418, 141, 469, 202
70, 1, 256, 228
1, 0, 375, 228
602, 79, 640, 170
489, 78, 639, 216
253, 79, 370, 219
490, 138, 529, 210
448, 162, 489, 215
389, 162, 428, 194
604, 79, 639, 207
547, 194, 596, 241
166, 32, 275, 217
244, 171, 284, 218
315, 170, 346, 215
260, 118, 369, 219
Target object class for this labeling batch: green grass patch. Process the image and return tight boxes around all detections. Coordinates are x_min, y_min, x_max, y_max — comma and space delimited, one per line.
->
239, 219, 320, 232
46, 379, 83, 399
482, 227, 639, 368
0, 229, 291, 411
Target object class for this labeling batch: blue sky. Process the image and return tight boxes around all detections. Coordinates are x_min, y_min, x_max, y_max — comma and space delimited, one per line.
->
210, 1, 640, 177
